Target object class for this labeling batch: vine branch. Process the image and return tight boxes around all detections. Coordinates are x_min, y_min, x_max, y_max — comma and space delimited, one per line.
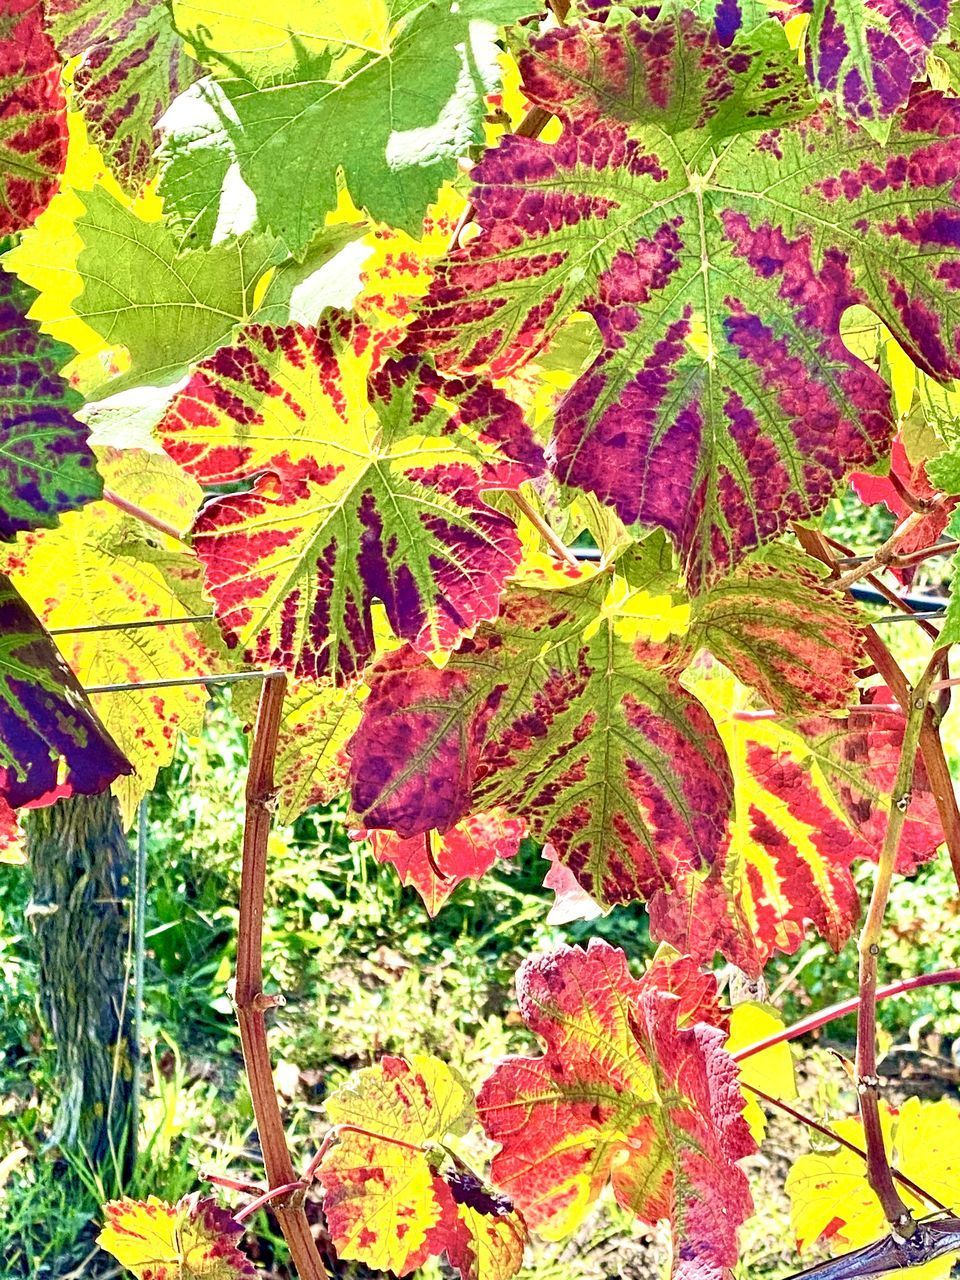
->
855, 649, 945, 1233
235, 674, 329, 1280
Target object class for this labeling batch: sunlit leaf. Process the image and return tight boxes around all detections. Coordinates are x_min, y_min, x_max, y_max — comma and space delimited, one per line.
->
477, 939, 755, 1279
363, 809, 526, 915
46, 0, 198, 190
407, 12, 960, 589
319, 1055, 525, 1280
98, 1193, 255, 1279
160, 313, 541, 681
349, 565, 732, 911
159, 0, 534, 249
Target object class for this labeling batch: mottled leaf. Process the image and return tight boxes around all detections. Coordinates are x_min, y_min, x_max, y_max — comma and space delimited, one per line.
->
408, 12, 960, 589
477, 939, 755, 1280
363, 810, 526, 916
651, 678, 943, 973
0, 571, 130, 806
98, 1193, 255, 1278
319, 1055, 525, 1280
159, 0, 533, 251
45, 0, 198, 190
0, 0, 67, 232
73, 184, 278, 392
802, 0, 949, 139
159, 314, 541, 681
786, 1098, 960, 1280
684, 549, 867, 713
349, 568, 732, 911
0, 449, 216, 822
0, 273, 102, 539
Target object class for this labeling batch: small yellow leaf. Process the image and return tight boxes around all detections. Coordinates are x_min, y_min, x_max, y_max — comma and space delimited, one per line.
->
98, 1194, 254, 1278
726, 1003, 797, 1141
786, 1099, 960, 1280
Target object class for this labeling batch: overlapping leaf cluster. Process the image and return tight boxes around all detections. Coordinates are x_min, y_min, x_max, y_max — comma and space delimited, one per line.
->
7, 0, 960, 1275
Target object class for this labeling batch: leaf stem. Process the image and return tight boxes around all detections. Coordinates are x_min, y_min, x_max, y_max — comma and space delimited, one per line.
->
235, 674, 329, 1280
733, 967, 960, 1062
508, 490, 581, 569
835, 503, 951, 591
855, 649, 944, 1232
102, 487, 185, 543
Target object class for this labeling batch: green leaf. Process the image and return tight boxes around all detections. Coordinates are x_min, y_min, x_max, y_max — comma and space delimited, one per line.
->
73, 185, 278, 391
160, 0, 535, 250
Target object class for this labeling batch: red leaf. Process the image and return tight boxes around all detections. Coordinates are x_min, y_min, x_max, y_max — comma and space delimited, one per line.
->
363, 810, 526, 916
0, 0, 67, 232
477, 940, 754, 1280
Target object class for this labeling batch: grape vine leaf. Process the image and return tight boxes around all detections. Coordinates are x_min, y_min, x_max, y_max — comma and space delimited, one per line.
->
0, 273, 103, 539
799, 0, 949, 141
348, 566, 733, 910
476, 939, 755, 1279
45, 0, 198, 191
651, 678, 943, 973
73, 184, 279, 392
725, 1002, 797, 1142
319, 1055, 525, 1280
407, 11, 960, 590
159, 0, 535, 252
98, 1193, 255, 1279
786, 1098, 960, 1280
159, 313, 542, 681
0, 0, 67, 233
0, 571, 131, 807
0, 448, 218, 822
361, 810, 526, 915
684, 548, 867, 713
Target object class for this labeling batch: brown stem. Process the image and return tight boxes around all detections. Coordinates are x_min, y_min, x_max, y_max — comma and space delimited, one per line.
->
837, 538, 960, 572
508, 490, 580, 568
743, 1085, 949, 1214
794, 525, 960, 896
236, 674, 329, 1280
855, 650, 943, 1232
835, 507, 945, 591
732, 967, 960, 1062
102, 487, 185, 543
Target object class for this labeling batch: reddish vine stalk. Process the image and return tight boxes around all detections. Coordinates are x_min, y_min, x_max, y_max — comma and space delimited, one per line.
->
235, 674, 329, 1280
855, 650, 945, 1232
733, 967, 960, 1062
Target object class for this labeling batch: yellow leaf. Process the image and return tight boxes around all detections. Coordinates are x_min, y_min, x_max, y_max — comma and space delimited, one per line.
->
786, 1098, 960, 1280
726, 1003, 797, 1142
326, 1053, 473, 1144
0, 450, 216, 823
98, 1194, 254, 1278
4, 102, 162, 392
